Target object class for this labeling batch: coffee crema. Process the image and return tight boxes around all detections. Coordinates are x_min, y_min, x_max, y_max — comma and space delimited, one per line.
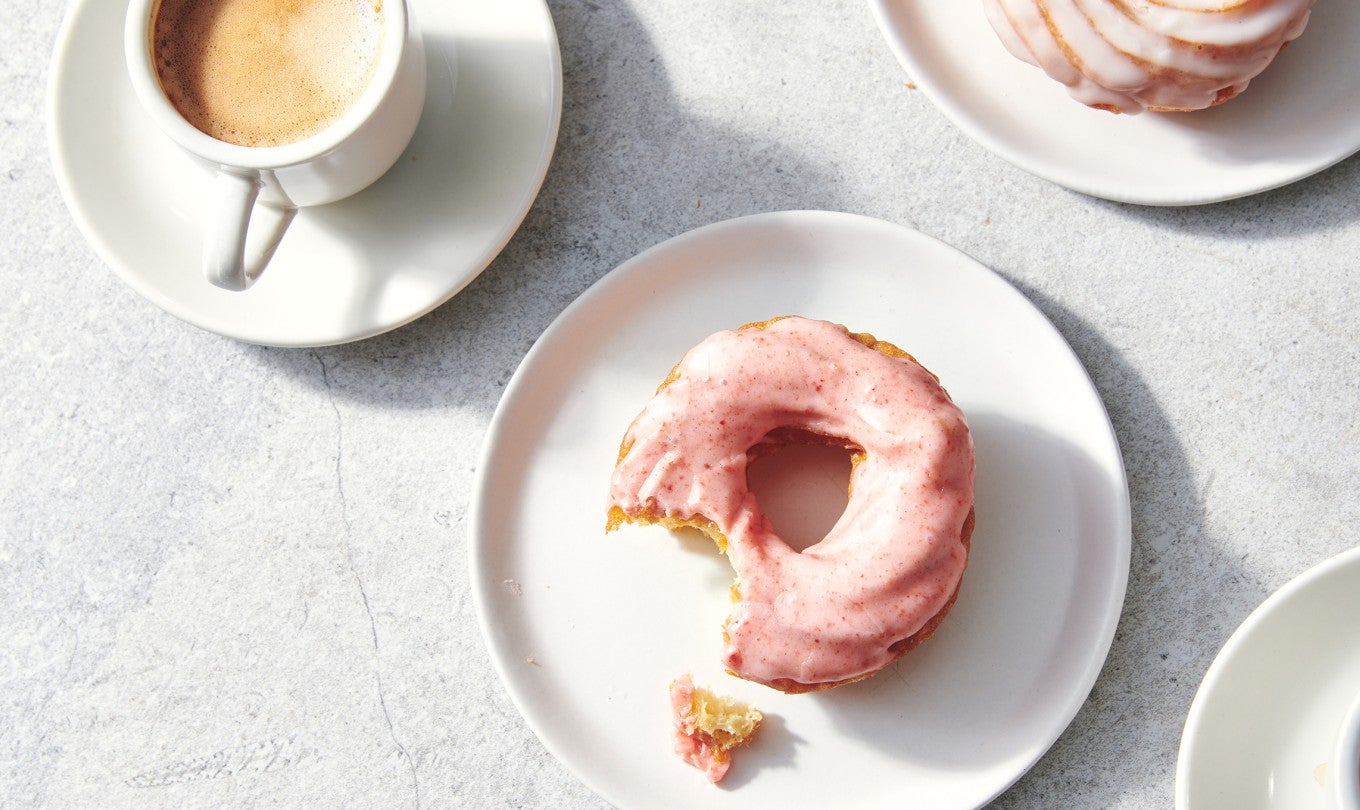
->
152, 0, 384, 148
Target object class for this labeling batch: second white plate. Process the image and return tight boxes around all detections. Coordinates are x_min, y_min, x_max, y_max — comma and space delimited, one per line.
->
471, 211, 1131, 808
1177, 546, 1360, 809
869, 0, 1360, 206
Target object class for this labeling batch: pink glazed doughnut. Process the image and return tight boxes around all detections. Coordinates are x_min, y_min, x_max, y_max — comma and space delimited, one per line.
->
606, 317, 976, 693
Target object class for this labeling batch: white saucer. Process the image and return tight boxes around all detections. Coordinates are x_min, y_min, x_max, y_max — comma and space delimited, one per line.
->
1177, 546, 1360, 809
869, 0, 1360, 206
47, 0, 561, 347
470, 211, 1131, 809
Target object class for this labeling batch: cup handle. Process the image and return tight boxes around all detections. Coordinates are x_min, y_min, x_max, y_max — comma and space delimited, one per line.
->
204, 170, 298, 291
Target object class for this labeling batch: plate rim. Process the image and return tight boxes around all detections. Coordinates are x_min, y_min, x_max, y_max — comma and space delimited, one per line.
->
45, 0, 564, 347
470, 209, 1132, 808
1175, 544, 1360, 809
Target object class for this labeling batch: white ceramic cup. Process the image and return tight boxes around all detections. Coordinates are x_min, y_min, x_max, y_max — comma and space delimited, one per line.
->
124, 0, 427, 291
1336, 688, 1360, 810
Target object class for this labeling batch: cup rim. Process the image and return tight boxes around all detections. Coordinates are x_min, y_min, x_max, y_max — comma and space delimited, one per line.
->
124, 0, 409, 170
1338, 688, 1360, 810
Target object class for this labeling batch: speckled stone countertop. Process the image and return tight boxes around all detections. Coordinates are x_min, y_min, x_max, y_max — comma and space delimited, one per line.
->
4, 0, 1360, 807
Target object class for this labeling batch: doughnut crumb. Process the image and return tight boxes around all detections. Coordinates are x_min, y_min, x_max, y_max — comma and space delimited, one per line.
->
669, 674, 762, 783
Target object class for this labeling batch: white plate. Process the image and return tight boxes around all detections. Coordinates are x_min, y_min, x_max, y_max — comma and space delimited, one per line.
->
470, 211, 1132, 809
868, 0, 1360, 206
1177, 546, 1360, 809
47, 0, 561, 347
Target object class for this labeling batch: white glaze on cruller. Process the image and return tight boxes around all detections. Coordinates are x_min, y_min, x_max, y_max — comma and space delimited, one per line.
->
982, 0, 1314, 113
607, 317, 976, 691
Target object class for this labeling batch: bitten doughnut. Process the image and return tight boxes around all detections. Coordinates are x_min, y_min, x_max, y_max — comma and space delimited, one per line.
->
982, 0, 1314, 114
606, 317, 976, 693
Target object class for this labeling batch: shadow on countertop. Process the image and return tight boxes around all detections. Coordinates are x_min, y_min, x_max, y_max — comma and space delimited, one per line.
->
987, 282, 1272, 808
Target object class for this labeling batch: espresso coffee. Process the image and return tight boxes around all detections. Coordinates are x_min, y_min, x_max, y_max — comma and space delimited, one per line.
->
152, 0, 384, 148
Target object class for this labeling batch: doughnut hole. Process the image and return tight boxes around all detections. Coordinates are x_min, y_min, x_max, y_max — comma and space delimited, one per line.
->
746, 432, 858, 553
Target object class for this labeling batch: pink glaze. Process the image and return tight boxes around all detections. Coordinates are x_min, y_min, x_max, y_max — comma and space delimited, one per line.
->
669, 674, 728, 783
609, 317, 975, 690
982, 0, 1314, 113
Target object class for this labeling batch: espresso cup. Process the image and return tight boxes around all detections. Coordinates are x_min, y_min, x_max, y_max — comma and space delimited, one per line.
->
125, 0, 427, 291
